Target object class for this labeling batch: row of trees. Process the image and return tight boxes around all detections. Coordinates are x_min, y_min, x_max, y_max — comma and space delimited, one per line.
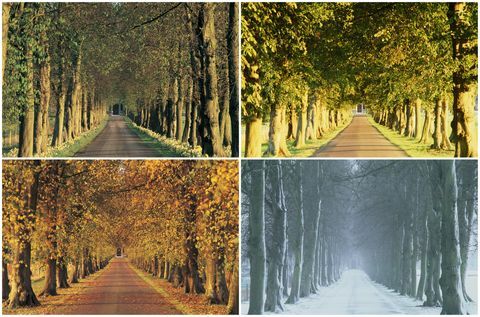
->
3, 3, 110, 156
242, 160, 477, 315
128, 3, 239, 157
242, 160, 350, 314
355, 160, 477, 314
3, 3, 239, 157
242, 3, 478, 157
127, 161, 239, 313
3, 161, 114, 307
3, 160, 239, 314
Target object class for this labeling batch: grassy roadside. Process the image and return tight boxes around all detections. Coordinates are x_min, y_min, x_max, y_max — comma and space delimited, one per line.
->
3, 266, 108, 315
2, 117, 109, 158
367, 115, 454, 158
128, 262, 228, 315
124, 117, 202, 157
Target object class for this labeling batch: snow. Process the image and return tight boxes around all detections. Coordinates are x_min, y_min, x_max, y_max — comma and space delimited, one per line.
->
241, 269, 477, 315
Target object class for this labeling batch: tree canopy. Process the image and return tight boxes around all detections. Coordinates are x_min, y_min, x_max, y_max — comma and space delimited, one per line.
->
242, 2, 478, 157
3, 160, 239, 314
3, 2, 239, 157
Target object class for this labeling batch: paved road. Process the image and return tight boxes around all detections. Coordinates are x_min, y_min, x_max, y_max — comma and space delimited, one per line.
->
313, 115, 407, 157
54, 258, 181, 315
75, 116, 159, 157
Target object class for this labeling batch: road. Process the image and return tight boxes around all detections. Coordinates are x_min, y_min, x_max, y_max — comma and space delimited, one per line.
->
313, 115, 407, 157
54, 258, 181, 314
75, 116, 159, 157
249, 269, 439, 315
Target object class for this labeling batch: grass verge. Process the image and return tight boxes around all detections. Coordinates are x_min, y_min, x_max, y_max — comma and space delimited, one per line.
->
2, 118, 108, 158
124, 117, 202, 157
2, 265, 108, 315
367, 116, 454, 158
128, 262, 228, 315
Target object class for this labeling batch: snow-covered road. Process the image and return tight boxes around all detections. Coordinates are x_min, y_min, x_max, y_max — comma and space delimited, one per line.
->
241, 269, 477, 315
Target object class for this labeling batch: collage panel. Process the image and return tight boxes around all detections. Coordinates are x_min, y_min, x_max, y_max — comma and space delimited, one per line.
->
2, 2, 239, 158
1, 1, 479, 317
2, 159, 239, 314
241, 2, 478, 158
241, 159, 478, 315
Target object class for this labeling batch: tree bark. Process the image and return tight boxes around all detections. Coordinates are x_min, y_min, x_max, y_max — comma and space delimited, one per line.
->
197, 3, 225, 156
7, 163, 40, 308
264, 161, 287, 312
438, 161, 466, 314
300, 161, 321, 297
2, 3, 11, 80
248, 160, 266, 314
35, 31, 51, 155
448, 3, 477, 157
286, 162, 304, 304
3, 258, 10, 300
245, 116, 263, 157
294, 90, 308, 148
227, 2, 239, 157
266, 104, 290, 156
18, 26, 35, 157
419, 109, 432, 144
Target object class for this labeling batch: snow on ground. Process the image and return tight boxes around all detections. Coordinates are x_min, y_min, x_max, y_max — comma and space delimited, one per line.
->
241, 269, 477, 315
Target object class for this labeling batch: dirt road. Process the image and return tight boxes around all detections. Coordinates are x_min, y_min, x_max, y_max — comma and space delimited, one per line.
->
314, 115, 407, 157
54, 258, 181, 314
75, 116, 159, 157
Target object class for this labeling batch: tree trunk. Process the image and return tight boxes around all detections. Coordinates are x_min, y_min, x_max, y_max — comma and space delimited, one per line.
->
204, 257, 218, 303
51, 61, 67, 147
300, 161, 321, 297
245, 116, 262, 157
419, 109, 432, 144
57, 259, 69, 288
294, 90, 308, 148
440, 97, 452, 150
414, 99, 422, 139
456, 161, 476, 302
3, 258, 10, 300
266, 104, 290, 157
18, 33, 35, 157
2, 3, 11, 80
197, 3, 225, 156
182, 81, 192, 143
176, 78, 184, 141
226, 258, 239, 314
70, 259, 79, 284
439, 161, 466, 314
404, 99, 415, 138
424, 185, 443, 307
7, 164, 40, 308
248, 160, 266, 314
416, 191, 428, 300
35, 43, 51, 155
227, 2, 239, 157
286, 162, 304, 304
40, 258, 57, 296
264, 161, 287, 312
448, 3, 477, 157
400, 182, 413, 296
431, 99, 442, 149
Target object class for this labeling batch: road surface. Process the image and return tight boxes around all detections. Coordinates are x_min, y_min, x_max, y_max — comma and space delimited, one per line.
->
54, 258, 181, 314
242, 269, 450, 315
75, 116, 159, 157
313, 115, 407, 157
